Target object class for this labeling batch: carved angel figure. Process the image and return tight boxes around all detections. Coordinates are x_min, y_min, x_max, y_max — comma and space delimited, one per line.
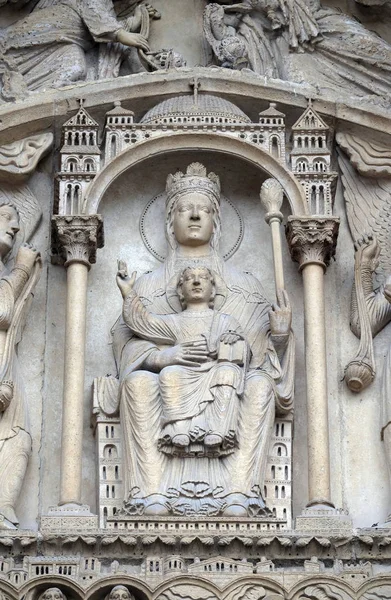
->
117, 264, 248, 456
204, 3, 249, 69
0, 0, 153, 100
208, 0, 391, 98
112, 162, 294, 517
340, 145, 391, 521
0, 201, 41, 528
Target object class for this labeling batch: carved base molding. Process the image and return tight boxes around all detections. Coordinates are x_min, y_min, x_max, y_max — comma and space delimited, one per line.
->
41, 505, 99, 531
295, 505, 353, 532
1, 531, 391, 600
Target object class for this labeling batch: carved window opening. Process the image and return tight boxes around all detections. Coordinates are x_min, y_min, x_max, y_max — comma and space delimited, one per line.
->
110, 134, 118, 158
74, 132, 80, 146
67, 158, 77, 173
314, 158, 327, 173
275, 485, 279, 498
115, 465, 119, 479
103, 444, 117, 458
274, 443, 287, 456
285, 466, 289, 479
102, 466, 107, 480
271, 465, 276, 478
270, 136, 280, 158
84, 158, 94, 173
65, 184, 73, 214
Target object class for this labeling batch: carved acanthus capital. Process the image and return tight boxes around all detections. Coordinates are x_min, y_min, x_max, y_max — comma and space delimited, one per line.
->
286, 216, 340, 271
51, 215, 104, 268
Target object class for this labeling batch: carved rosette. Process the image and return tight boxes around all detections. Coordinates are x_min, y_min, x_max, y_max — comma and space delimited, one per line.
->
51, 215, 104, 268
286, 216, 340, 271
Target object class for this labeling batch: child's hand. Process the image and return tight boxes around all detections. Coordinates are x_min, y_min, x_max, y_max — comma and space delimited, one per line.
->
116, 260, 137, 298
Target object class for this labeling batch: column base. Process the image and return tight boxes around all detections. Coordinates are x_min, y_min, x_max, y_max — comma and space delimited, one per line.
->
40, 503, 98, 531
295, 503, 352, 532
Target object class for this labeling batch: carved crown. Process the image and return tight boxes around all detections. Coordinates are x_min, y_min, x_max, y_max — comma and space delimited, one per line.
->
166, 163, 221, 206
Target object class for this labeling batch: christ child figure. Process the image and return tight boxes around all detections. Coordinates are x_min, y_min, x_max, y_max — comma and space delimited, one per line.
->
116, 263, 249, 457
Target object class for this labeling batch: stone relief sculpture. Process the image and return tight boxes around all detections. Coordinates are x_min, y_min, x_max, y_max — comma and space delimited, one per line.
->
38, 590, 67, 600
204, 4, 249, 70
204, 0, 391, 99
339, 147, 391, 522
106, 586, 134, 600
0, 0, 184, 100
112, 162, 294, 517
0, 201, 42, 528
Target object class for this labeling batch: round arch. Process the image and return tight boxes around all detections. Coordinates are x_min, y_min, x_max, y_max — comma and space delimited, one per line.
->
221, 576, 285, 598
151, 575, 220, 600
19, 576, 85, 600
0, 580, 18, 599
84, 132, 307, 216
85, 576, 152, 600
356, 575, 391, 599
287, 576, 356, 600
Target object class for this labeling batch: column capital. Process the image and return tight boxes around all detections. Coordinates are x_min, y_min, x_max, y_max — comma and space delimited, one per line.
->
286, 216, 340, 271
51, 215, 104, 268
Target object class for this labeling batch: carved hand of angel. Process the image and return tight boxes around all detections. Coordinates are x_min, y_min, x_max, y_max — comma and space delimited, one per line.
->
116, 260, 137, 299
354, 234, 380, 272
116, 30, 150, 52
269, 289, 292, 336
15, 243, 40, 273
220, 331, 243, 345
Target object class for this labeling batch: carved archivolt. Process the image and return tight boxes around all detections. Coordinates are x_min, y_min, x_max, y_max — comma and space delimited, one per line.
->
5, 577, 391, 600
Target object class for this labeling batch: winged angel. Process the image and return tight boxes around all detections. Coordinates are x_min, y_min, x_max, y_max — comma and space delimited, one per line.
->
0, 182, 42, 528
205, 0, 391, 99
339, 136, 391, 521
0, 0, 166, 100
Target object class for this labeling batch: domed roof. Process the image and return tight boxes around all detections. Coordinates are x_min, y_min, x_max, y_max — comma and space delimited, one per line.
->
140, 94, 251, 124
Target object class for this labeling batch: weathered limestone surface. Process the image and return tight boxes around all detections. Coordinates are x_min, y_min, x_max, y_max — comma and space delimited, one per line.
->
3, 0, 391, 598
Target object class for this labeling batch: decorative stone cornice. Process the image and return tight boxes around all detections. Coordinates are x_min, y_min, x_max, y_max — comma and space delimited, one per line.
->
51, 215, 104, 268
286, 216, 340, 271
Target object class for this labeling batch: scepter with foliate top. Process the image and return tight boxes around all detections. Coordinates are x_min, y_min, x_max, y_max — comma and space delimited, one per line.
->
260, 178, 285, 295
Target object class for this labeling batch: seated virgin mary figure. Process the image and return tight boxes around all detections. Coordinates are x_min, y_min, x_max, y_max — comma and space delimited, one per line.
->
113, 163, 294, 517
117, 264, 248, 458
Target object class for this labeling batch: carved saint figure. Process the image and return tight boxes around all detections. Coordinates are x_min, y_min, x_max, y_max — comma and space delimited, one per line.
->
207, 0, 391, 98
113, 162, 294, 517
1, 0, 151, 99
107, 585, 134, 600
117, 264, 248, 456
38, 590, 67, 600
0, 202, 41, 528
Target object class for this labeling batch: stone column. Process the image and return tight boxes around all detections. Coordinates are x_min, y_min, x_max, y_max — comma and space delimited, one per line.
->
51, 215, 104, 507
286, 216, 339, 508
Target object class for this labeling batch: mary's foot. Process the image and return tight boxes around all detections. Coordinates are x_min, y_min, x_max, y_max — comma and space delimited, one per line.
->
204, 433, 223, 447
172, 434, 190, 447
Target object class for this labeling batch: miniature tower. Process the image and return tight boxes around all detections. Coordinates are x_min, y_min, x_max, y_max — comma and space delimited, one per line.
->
264, 417, 292, 528
93, 377, 124, 528
58, 100, 101, 215
258, 102, 286, 163
291, 100, 338, 215
104, 101, 135, 163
